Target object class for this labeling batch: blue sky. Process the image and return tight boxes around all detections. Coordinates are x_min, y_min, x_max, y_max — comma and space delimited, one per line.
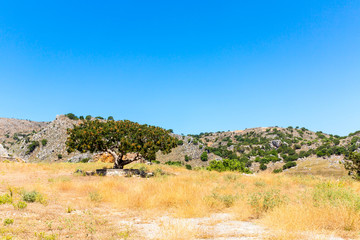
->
0, 1, 359, 136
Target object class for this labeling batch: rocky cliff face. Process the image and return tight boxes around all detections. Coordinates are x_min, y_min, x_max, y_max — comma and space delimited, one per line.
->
5, 115, 91, 162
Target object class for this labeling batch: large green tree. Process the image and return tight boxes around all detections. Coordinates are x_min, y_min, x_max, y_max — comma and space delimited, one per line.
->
344, 152, 360, 179
66, 120, 178, 169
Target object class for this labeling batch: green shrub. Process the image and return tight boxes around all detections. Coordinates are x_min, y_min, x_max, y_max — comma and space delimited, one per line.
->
273, 168, 283, 173
57, 154, 63, 160
3, 218, 14, 226
85, 115, 92, 121
41, 139, 48, 146
185, 164, 192, 170
34, 232, 57, 240
259, 163, 267, 171
283, 161, 297, 170
0, 193, 12, 204
26, 141, 39, 154
200, 152, 208, 161
65, 113, 79, 120
184, 155, 190, 162
15, 201, 27, 209
165, 161, 182, 166
22, 191, 46, 204
207, 159, 251, 173
107, 116, 114, 121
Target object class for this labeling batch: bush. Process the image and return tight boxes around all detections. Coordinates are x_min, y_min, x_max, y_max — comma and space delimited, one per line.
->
184, 155, 190, 162
57, 154, 63, 160
22, 191, 46, 204
177, 140, 184, 145
273, 168, 283, 173
200, 152, 208, 161
0, 193, 12, 204
207, 159, 251, 173
283, 161, 297, 170
185, 164, 192, 170
65, 113, 79, 120
107, 116, 114, 121
85, 115, 92, 120
3, 218, 14, 226
26, 141, 39, 154
259, 163, 267, 171
15, 201, 27, 209
165, 161, 182, 166
41, 139, 48, 146
344, 152, 360, 179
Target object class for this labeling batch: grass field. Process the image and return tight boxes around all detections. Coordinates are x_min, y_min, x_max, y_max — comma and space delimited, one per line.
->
0, 162, 360, 239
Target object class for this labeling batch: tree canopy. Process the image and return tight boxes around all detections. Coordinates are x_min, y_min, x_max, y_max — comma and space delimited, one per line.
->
66, 119, 178, 168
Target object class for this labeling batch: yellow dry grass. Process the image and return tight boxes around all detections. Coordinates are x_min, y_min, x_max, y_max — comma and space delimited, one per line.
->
1, 162, 360, 239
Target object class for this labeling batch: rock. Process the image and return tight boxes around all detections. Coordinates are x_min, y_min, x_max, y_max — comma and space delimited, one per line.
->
67, 153, 93, 163
270, 140, 282, 148
96, 168, 153, 178
0, 144, 9, 157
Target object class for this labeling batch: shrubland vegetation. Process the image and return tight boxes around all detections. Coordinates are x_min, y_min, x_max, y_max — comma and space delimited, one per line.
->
185, 126, 360, 173
1, 161, 360, 239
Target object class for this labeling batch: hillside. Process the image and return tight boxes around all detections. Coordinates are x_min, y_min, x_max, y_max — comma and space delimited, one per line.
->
1, 115, 360, 176
158, 126, 360, 176
1, 115, 93, 162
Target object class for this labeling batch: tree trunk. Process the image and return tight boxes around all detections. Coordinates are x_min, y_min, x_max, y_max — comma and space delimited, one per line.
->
107, 150, 142, 169
107, 149, 122, 169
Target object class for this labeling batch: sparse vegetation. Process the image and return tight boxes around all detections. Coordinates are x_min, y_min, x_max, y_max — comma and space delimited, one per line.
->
0, 161, 360, 239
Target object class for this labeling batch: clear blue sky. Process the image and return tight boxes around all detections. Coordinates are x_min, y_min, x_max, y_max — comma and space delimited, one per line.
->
0, 1, 359, 136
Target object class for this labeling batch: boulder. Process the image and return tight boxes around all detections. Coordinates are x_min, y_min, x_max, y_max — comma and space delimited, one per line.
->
270, 140, 282, 148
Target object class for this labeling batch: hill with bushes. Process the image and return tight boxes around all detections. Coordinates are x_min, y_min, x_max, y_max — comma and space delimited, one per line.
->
0, 115, 359, 176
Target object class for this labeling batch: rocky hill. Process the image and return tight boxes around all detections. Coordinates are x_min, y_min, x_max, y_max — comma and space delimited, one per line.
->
158, 126, 360, 175
1, 115, 92, 162
1, 115, 360, 176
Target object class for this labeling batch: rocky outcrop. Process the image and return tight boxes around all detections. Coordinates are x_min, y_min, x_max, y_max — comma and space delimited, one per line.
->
0, 144, 9, 157
270, 140, 282, 148
8, 115, 89, 162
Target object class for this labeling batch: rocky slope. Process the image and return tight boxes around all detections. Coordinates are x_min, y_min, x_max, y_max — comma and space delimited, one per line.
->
1, 115, 359, 176
3, 115, 92, 162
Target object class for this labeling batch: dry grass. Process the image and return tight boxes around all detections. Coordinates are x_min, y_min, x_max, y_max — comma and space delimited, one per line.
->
1, 162, 360, 239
